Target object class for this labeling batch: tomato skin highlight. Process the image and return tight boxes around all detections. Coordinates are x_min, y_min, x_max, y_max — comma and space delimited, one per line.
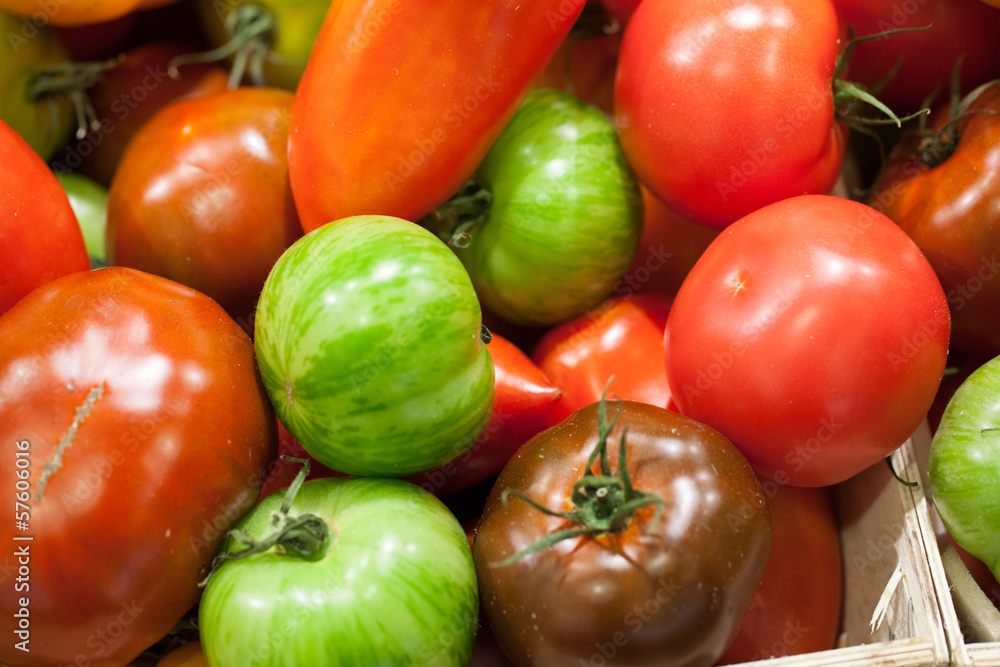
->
614, 0, 846, 228
665, 194, 950, 487
474, 401, 771, 667
289, 0, 586, 233
1, 118, 90, 316
0, 266, 277, 667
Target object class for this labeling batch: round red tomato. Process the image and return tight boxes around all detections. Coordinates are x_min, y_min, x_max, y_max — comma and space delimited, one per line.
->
615, 0, 846, 228
1, 118, 90, 316
665, 194, 949, 487
0, 267, 277, 667
107, 87, 302, 329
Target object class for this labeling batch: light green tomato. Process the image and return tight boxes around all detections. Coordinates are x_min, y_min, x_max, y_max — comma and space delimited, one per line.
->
55, 171, 108, 266
199, 477, 479, 667
451, 87, 643, 327
929, 354, 1000, 578
254, 214, 494, 477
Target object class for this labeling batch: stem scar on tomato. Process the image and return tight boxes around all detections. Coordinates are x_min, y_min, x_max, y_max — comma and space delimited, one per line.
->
34, 383, 105, 501
493, 378, 668, 568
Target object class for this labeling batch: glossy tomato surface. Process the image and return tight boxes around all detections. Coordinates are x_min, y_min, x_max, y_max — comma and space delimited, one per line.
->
0, 266, 277, 667
615, 0, 845, 227
868, 83, 1000, 357
665, 195, 949, 487
1, 118, 90, 316
107, 86, 302, 328
474, 401, 771, 667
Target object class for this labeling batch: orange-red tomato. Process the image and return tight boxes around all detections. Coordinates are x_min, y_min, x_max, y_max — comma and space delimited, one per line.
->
0, 0, 179, 26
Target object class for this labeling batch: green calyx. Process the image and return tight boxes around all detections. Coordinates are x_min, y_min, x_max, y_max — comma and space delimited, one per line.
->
421, 179, 493, 250
27, 56, 123, 140
493, 380, 667, 568
200, 457, 331, 587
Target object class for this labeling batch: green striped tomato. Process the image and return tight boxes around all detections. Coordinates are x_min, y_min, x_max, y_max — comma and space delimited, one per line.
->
439, 88, 643, 327
254, 215, 494, 477
199, 477, 479, 666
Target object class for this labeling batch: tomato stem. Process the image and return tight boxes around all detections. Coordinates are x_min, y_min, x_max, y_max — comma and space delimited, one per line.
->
199, 457, 331, 586
492, 378, 667, 567
421, 179, 493, 249
27, 57, 123, 140
885, 455, 918, 488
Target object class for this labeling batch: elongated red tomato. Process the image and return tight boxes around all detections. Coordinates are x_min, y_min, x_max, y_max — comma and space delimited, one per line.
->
615, 0, 846, 228
0, 119, 89, 316
289, 0, 585, 232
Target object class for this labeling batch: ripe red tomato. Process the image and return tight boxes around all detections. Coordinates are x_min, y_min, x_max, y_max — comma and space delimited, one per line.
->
665, 195, 949, 487
531, 294, 673, 427
867, 83, 1000, 357
615, 0, 846, 228
107, 87, 303, 329
0, 118, 90, 316
718, 484, 842, 663
832, 0, 1000, 113
0, 267, 276, 666
474, 400, 771, 666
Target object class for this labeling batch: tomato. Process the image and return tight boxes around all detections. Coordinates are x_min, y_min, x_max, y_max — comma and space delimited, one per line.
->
665, 195, 949, 487
474, 399, 770, 666
615, 0, 846, 228
0, 266, 276, 667
254, 215, 495, 477
1, 118, 90, 316
867, 82, 1000, 358
929, 353, 1000, 582
409, 332, 561, 497
832, 0, 1000, 113
427, 88, 642, 327
106, 86, 302, 329
192, 0, 330, 90
0, 0, 179, 26
597, 0, 641, 25
288, 0, 585, 232
51, 42, 231, 185
199, 477, 479, 666
156, 641, 209, 667
0, 8, 74, 160
533, 21, 621, 117
51, 11, 136, 61
718, 485, 842, 663
531, 294, 673, 427
55, 171, 108, 266
258, 420, 341, 500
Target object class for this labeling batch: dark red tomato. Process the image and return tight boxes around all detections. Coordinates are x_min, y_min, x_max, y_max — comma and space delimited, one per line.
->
408, 333, 561, 497
0, 266, 277, 667
867, 83, 1000, 357
833, 0, 1000, 113
534, 28, 621, 117
718, 484, 842, 664
107, 87, 302, 329
0, 118, 90, 316
626, 186, 721, 297
531, 294, 672, 427
51, 42, 230, 185
665, 195, 949, 487
615, 0, 846, 228
474, 400, 770, 667
52, 12, 137, 62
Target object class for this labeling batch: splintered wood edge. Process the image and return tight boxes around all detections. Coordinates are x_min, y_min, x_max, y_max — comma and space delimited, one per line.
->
726, 637, 937, 666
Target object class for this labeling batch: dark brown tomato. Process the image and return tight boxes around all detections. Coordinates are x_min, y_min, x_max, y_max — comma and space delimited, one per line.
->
0, 267, 277, 667
473, 401, 771, 667
106, 86, 302, 330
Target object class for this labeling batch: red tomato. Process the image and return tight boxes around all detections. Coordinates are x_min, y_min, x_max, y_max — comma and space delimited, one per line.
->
51, 42, 231, 186
289, 0, 585, 232
0, 0, 179, 26
0, 267, 276, 667
0, 118, 90, 316
615, 0, 846, 228
532, 294, 673, 427
718, 485, 842, 664
867, 83, 1000, 357
833, 0, 1000, 113
106, 87, 303, 329
665, 195, 950, 487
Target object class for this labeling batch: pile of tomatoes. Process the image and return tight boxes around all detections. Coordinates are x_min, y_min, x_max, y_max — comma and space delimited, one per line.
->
3, 0, 1000, 665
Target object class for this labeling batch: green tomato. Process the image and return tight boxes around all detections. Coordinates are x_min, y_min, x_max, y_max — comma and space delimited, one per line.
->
0, 9, 74, 161
254, 214, 494, 476
929, 354, 1000, 576
56, 171, 108, 266
199, 477, 479, 666
443, 88, 643, 327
